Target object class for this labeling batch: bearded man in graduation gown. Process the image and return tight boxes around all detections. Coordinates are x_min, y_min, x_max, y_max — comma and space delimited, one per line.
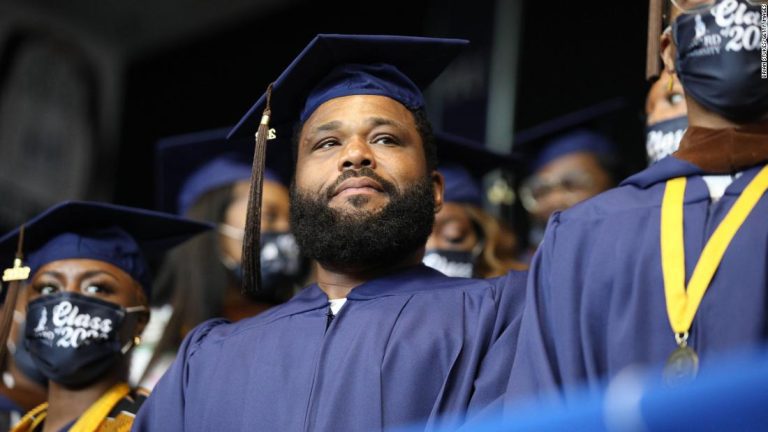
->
133, 35, 526, 432
506, 0, 768, 403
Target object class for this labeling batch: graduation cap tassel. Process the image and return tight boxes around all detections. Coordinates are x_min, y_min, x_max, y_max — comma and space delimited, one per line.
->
646, 0, 663, 80
0, 225, 30, 371
242, 83, 275, 295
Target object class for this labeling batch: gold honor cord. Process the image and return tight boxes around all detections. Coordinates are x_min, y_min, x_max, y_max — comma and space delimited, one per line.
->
12, 382, 131, 432
660, 165, 768, 384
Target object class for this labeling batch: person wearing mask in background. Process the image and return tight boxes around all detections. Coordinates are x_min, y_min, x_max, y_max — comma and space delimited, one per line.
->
506, 0, 768, 403
424, 132, 526, 278
646, 69, 688, 164
517, 101, 622, 249
0, 288, 48, 430
134, 128, 309, 389
135, 34, 526, 432
0, 201, 208, 432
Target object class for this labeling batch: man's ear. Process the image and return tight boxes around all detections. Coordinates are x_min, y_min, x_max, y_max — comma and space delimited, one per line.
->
431, 170, 444, 214
660, 30, 677, 74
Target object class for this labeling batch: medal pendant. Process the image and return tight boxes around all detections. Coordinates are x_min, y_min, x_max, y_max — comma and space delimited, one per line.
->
663, 345, 699, 386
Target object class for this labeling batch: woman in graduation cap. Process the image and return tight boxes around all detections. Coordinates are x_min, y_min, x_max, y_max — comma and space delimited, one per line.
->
1, 201, 209, 432
136, 127, 310, 389
424, 132, 525, 278
515, 100, 624, 249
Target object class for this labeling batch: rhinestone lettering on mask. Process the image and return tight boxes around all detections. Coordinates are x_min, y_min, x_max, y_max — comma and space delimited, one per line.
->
38, 301, 114, 348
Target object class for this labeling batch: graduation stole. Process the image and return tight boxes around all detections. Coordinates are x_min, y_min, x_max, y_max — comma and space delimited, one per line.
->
660, 164, 768, 379
12, 382, 130, 432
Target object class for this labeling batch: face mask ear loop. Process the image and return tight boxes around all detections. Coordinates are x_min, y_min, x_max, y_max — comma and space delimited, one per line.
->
218, 223, 246, 241
124, 306, 148, 314
120, 306, 147, 354
219, 253, 240, 272
120, 339, 135, 355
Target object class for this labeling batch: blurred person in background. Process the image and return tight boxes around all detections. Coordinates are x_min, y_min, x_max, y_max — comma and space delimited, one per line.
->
0, 289, 47, 431
506, 0, 768, 403
0, 201, 208, 432
646, 69, 688, 164
424, 132, 526, 278
517, 102, 623, 250
134, 128, 309, 389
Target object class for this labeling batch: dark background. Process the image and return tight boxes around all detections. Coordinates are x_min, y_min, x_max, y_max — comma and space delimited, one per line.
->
0, 0, 652, 231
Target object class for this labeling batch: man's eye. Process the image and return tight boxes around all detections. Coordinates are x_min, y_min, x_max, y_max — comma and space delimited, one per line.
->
372, 135, 398, 145
316, 139, 340, 150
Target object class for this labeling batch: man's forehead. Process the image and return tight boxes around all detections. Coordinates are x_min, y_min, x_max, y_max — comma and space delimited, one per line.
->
301, 95, 415, 133
311, 117, 407, 131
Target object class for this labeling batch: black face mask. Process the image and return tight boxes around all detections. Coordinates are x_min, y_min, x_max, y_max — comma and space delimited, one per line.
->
258, 232, 309, 298
422, 250, 475, 278
12, 319, 48, 387
673, 0, 768, 122
223, 231, 309, 300
25, 292, 145, 388
646, 116, 688, 164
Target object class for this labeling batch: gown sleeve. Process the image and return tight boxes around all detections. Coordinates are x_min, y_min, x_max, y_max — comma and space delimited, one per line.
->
132, 318, 228, 431
467, 269, 527, 415
504, 214, 565, 405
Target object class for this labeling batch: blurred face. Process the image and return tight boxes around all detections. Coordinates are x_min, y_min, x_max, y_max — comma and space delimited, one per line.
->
262, 181, 292, 232
646, 69, 687, 125
294, 95, 442, 215
28, 259, 147, 312
527, 152, 613, 223
426, 202, 478, 253
219, 179, 291, 264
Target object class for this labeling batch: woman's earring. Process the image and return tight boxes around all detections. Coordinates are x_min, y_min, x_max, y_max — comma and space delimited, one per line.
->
133, 336, 142, 347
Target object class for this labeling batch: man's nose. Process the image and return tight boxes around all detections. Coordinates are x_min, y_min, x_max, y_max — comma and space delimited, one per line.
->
339, 137, 376, 171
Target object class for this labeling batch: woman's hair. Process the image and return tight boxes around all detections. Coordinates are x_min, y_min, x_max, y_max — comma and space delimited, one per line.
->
463, 205, 527, 278
142, 185, 235, 380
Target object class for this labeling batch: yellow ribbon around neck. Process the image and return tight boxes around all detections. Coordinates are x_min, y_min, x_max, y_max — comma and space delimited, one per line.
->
661, 165, 768, 339
70, 382, 131, 432
12, 382, 130, 432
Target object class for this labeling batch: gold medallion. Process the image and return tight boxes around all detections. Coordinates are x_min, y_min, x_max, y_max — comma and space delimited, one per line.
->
663, 345, 699, 386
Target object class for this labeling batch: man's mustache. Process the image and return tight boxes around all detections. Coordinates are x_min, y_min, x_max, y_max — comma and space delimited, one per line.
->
324, 168, 398, 201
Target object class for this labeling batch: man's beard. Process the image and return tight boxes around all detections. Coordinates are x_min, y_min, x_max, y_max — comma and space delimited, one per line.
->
290, 168, 435, 269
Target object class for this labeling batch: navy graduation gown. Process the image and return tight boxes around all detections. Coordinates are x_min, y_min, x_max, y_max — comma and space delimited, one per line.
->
134, 265, 526, 431
506, 157, 768, 402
